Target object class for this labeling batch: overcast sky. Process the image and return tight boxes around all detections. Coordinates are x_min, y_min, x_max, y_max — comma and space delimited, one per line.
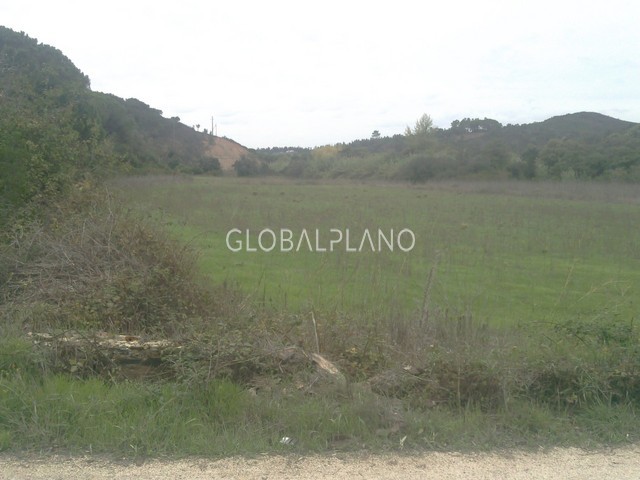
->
2, 0, 639, 148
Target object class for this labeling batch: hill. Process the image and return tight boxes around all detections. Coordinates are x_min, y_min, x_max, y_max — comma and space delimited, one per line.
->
91, 92, 251, 173
2, 22, 640, 219
437, 112, 636, 148
0, 26, 251, 222
529, 112, 635, 139
443, 112, 640, 179
255, 112, 640, 182
492, 112, 637, 151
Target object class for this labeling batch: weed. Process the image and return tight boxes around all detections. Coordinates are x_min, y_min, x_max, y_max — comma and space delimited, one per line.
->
0, 189, 217, 336
2, 178, 639, 455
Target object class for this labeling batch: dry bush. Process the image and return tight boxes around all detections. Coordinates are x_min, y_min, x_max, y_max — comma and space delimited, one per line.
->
0, 189, 219, 336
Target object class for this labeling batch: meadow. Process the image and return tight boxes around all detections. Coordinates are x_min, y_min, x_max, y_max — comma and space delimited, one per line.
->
115, 176, 640, 332
2, 176, 639, 456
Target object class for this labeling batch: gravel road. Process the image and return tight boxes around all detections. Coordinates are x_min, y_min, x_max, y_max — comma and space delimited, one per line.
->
1, 447, 639, 479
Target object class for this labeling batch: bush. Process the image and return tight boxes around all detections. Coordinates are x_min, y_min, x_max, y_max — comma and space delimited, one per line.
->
0, 189, 217, 336
401, 155, 436, 183
233, 156, 267, 177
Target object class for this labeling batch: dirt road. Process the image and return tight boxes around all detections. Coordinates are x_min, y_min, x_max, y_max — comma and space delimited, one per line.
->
1, 447, 639, 479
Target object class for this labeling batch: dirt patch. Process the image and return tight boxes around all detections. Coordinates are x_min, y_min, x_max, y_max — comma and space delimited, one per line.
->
204, 136, 252, 171
1, 447, 639, 479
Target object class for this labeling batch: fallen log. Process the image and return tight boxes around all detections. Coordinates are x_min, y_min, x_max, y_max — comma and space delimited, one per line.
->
28, 332, 181, 380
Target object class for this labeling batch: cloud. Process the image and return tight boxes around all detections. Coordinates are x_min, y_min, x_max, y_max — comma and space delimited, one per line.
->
2, 0, 639, 147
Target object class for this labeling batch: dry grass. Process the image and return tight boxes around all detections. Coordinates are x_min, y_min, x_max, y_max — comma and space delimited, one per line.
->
2, 181, 640, 455
0, 188, 216, 336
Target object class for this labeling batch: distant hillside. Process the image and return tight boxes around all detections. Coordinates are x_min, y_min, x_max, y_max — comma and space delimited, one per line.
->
532, 112, 635, 138
437, 112, 636, 150
0, 26, 251, 222
91, 92, 251, 172
2, 24, 640, 221
256, 112, 640, 182
493, 112, 637, 152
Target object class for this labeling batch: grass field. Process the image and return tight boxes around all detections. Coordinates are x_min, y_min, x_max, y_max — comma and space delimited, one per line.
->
115, 176, 640, 331
2, 176, 639, 456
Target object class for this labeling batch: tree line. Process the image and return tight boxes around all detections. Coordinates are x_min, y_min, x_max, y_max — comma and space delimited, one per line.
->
250, 112, 640, 182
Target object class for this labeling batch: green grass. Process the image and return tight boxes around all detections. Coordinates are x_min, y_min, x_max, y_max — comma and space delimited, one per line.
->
114, 176, 640, 329
3, 177, 639, 457
2, 349, 639, 456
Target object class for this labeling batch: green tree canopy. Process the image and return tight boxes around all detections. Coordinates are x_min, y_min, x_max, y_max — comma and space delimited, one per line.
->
406, 113, 434, 136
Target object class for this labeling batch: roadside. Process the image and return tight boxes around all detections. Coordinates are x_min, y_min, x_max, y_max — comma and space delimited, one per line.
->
1, 447, 639, 479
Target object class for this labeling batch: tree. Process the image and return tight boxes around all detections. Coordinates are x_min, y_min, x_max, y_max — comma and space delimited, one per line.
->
371, 130, 381, 139
539, 139, 582, 178
405, 113, 434, 137
485, 141, 510, 170
233, 156, 267, 177
402, 154, 435, 182
521, 146, 539, 179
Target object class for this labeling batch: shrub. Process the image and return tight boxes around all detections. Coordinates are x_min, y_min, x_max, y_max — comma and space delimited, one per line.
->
233, 156, 267, 177
0, 189, 217, 336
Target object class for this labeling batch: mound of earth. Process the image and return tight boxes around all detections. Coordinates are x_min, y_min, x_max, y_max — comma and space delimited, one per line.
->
205, 136, 252, 171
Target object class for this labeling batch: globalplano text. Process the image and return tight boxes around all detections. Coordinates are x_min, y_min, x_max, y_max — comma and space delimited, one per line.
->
225, 228, 416, 253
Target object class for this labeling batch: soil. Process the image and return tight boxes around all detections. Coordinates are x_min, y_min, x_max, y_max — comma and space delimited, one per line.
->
205, 136, 251, 171
1, 447, 639, 479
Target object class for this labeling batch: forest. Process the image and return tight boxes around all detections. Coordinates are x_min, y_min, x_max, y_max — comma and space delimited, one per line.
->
252, 112, 640, 182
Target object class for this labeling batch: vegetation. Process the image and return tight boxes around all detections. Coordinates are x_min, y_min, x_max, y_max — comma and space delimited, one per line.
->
255, 113, 640, 182
1, 25, 640, 457
0, 26, 221, 228
115, 177, 639, 326
10, 175, 624, 456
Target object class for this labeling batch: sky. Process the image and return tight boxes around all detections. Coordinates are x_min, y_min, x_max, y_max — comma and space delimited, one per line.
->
2, 0, 639, 148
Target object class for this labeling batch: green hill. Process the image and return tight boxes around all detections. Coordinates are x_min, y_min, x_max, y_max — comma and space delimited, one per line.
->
529, 112, 635, 139
256, 112, 640, 182
437, 112, 637, 151
451, 113, 640, 179
2, 23, 640, 221
0, 26, 234, 223
492, 112, 637, 151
